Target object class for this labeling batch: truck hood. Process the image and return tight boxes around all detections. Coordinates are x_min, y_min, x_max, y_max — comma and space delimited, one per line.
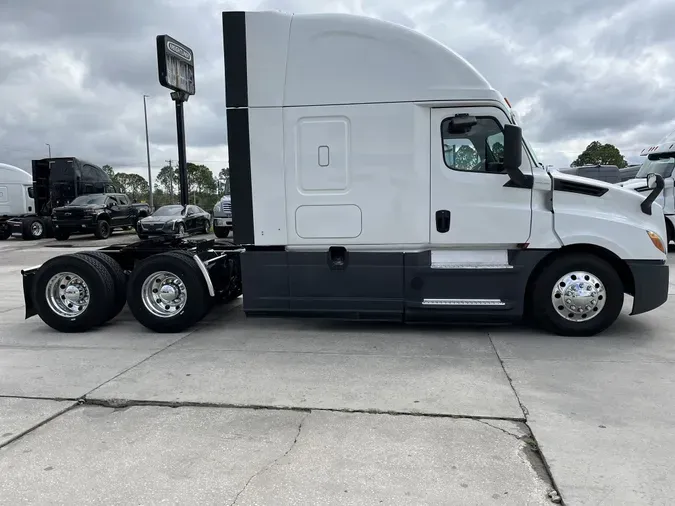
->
140, 215, 182, 224
54, 204, 104, 212
617, 178, 650, 192
550, 170, 665, 231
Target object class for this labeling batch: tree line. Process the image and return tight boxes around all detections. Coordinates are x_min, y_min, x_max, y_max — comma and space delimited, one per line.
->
102, 164, 230, 211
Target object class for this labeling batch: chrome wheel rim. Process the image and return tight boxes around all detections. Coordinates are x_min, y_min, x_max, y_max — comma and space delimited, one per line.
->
141, 270, 187, 318
551, 271, 606, 322
31, 221, 43, 237
45, 272, 90, 317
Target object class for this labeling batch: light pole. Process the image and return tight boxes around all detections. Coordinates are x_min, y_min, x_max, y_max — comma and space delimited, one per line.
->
46, 143, 51, 157
143, 94, 153, 210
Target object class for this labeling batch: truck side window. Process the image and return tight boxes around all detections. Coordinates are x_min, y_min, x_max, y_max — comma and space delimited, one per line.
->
442, 117, 506, 174
27, 187, 34, 199
117, 195, 129, 205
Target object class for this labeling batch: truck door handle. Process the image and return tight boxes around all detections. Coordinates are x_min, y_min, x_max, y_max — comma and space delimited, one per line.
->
436, 210, 450, 233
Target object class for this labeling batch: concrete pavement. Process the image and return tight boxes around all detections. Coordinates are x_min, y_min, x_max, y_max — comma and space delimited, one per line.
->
1, 240, 674, 504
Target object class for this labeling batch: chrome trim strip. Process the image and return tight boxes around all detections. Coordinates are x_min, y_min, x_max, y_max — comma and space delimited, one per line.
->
422, 298, 506, 306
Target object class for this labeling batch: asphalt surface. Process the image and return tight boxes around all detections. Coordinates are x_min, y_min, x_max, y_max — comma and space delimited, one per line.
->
1, 236, 674, 505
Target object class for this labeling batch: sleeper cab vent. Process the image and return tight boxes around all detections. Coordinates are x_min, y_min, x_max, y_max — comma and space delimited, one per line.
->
553, 179, 608, 197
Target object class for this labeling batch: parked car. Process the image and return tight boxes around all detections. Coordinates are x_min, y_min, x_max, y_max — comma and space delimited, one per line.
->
51, 193, 150, 240
212, 194, 232, 238
136, 204, 211, 239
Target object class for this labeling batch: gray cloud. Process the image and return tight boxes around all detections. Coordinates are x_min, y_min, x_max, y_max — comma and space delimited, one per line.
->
0, 0, 673, 176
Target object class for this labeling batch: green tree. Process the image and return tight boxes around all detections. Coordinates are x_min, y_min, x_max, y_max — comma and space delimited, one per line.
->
115, 172, 149, 201
217, 167, 230, 194
571, 141, 628, 168
101, 164, 121, 189
156, 165, 178, 199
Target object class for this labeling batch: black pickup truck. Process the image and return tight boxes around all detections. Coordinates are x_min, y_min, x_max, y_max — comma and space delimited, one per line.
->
51, 193, 151, 240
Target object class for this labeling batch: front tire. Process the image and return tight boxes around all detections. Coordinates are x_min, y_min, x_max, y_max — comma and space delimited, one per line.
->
126, 252, 209, 332
529, 253, 624, 336
94, 219, 111, 239
214, 226, 230, 238
54, 229, 71, 241
32, 253, 116, 332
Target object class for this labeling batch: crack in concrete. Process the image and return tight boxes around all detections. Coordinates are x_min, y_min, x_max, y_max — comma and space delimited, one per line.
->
0, 402, 78, 451
476, 419, 523, 440
487, 331, 529, 418
229, 413, 309, 506
82, 397, 525, 422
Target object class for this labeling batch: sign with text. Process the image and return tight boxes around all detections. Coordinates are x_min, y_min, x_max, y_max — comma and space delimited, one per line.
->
156, 35, 195, 95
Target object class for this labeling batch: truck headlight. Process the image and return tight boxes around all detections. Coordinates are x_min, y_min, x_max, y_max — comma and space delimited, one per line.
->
647, 230, 666, 254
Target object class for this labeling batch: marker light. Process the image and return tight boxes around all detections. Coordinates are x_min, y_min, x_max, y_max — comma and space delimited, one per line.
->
647, 230, 666, 254
504, 97, 512, 108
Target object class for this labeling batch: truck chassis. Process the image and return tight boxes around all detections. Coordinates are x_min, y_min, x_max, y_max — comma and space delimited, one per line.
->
21, 236, 243, 333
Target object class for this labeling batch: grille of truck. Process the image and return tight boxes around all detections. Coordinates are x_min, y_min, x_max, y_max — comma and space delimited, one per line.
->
221, 201, 231, 213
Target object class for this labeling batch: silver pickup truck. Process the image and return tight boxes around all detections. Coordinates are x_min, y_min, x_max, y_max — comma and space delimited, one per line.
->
212, 194, 232, 238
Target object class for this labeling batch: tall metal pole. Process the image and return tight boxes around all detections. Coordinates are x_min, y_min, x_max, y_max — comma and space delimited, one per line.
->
46, 143, 51, 157
143, 95, 153, 210
171, 91, 189, 207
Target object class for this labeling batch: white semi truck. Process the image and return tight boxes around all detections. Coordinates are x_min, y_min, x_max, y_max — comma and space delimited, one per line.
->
0, 163, 41, 240
18, 10, 669, 337
619, 130, 675, 244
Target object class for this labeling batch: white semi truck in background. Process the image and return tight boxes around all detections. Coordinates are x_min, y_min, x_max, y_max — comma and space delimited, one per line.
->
17, 10, 670, 338
619, 130, 675, 244
0, 163, 43, 240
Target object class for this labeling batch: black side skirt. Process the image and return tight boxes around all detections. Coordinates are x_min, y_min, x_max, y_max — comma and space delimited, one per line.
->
240, 248, 552, 323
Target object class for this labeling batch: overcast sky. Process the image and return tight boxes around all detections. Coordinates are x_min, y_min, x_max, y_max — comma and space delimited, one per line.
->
1, 0, 673, 179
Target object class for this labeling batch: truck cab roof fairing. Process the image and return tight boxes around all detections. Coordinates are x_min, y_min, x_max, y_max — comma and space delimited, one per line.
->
222, 10, 503, 109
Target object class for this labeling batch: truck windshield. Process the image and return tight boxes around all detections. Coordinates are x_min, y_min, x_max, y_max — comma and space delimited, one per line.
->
154, 206, 185, 216
69, 195, 107, 205
635, 155, 675, 179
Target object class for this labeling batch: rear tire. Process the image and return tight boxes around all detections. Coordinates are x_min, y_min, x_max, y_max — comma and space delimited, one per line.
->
528, 253, 624, 336
78, 251, 127, 322
126, 251, 209, 332
94, 219, 111, 239
22, 218, 45, 240
0, 226, 10, 240
32, 253, 115, 332
214, 226, 230, 238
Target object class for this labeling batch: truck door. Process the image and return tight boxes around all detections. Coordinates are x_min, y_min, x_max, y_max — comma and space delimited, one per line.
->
430, 107, 532, 247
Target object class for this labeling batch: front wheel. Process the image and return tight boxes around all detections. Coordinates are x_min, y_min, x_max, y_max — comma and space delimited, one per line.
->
54, 229, 71, 241
528, 253, 624, 336
214, 226, 230, 238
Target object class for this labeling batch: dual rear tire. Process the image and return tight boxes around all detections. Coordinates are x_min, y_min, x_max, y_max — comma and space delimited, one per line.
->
32, 250, 212, 333
33, 253, 121, 332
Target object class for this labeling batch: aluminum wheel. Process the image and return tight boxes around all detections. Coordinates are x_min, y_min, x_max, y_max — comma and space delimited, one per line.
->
551, 270, 606, 322
140, 270, 187, 318
31, 221, 44, 238
45, 272, 90, 317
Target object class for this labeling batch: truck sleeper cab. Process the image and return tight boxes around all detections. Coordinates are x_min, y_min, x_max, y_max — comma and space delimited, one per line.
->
619, 133, 675, 245
18, 10, 669, 337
